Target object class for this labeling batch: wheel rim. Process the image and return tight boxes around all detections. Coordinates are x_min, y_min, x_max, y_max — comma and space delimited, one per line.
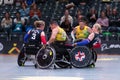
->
36, 47, 56, 69
70, 46, 92, 68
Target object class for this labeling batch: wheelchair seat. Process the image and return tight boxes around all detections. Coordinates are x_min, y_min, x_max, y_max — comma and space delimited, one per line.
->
17, 43, 42, 66
24, 43, 42, 55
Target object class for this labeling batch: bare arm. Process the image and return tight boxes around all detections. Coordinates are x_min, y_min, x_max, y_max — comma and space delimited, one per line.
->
48, 28, 58, 44
71, 27, 77, 41
73, 33, 95, 46
87, 27, 92, 33
88, 33, 95, 41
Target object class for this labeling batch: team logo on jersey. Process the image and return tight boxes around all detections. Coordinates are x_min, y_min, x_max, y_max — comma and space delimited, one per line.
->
75, 51, 85, 61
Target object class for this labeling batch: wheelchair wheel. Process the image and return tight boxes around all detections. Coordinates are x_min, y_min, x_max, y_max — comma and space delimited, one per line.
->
36, 46, 56, 69
55, 62, 71, 68
92, 49, 97, 62
17, 48, 26, 66
70, 46, 92, 68
55, 54, 71, 68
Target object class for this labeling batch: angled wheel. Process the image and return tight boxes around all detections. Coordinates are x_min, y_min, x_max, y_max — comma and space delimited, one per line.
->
17, 47, 26, 66
55, 62, 70, 68
55, 54, 71, 68
92, 49, 97, 62
70, 46, 92, 68
36, 46, 56, 69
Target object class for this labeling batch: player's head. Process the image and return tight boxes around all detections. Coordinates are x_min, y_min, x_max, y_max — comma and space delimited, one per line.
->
34, 20, 45, 30
79, 17, 87, 29
92, 23, 102, 33
50, 20, 58, 30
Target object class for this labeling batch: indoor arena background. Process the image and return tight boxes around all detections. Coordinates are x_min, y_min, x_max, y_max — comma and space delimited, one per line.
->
0, 0, 120, 80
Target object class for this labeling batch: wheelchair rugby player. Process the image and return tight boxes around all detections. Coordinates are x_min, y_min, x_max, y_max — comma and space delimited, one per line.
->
71, 23, 101, 68
17, 20, 47, 67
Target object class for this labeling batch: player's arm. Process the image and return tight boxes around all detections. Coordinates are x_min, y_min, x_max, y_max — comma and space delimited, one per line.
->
72, 27, 77, 33
40, 31, 47, 44
87, 27, 92, 33
74, 33, 95, 46
24, 30, 31, 43
71, 27, 77, 41
47, 28, 58, 44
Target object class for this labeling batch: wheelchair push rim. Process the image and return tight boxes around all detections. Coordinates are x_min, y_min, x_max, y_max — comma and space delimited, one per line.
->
70, 46, 92, 68
36, 46, 56, 69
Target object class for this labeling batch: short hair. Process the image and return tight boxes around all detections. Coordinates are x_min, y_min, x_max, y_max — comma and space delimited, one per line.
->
16, 11, 20, 15
34, 20, 45, 28
50, 20, 58, 25
79, 17, 88, 23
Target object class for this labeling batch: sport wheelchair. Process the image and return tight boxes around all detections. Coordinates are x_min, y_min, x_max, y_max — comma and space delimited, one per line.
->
17, 43, 56, 68
17, 42, 99, 69
70, 46, 97, 68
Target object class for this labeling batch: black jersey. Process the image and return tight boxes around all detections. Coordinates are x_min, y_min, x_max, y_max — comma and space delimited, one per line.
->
28, 29, 42, 43
88, 33, 100, 48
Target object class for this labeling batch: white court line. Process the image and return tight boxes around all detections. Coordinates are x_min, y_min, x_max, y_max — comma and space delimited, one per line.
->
13, 76, 84, 80
98, 58, 119, 61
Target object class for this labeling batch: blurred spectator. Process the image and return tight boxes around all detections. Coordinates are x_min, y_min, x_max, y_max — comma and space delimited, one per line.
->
4, 0, 14, 5
87, 8, 98, 27
24, 0, 36, 7
75, 9, 83, 19
35, 0, 46, 4
68, 0, 79, 6
13, 12, 25, 32
28, 3, 41, 25
105, 4, 112, 18
14, 0, 24, 6
19, 2, 30, 23
73, 15, 84, 27
69, 0, 90, 6
65, 2, 75, 9
96, 11, 109, 31
60, 15, 72, 34
1, 12, 12, 35
60, 9, 73, 27
29, 4, 41, 19
79, 0, 90, 5
109, 8, 120, 26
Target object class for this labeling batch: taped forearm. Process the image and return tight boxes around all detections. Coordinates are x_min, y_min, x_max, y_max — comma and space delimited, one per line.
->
71, 31, 75, 42
41, 36, 47, 44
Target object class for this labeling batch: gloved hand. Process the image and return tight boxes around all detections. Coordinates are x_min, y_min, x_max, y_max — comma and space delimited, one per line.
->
72, 43, 77, 47
42, 44, 46, 49
46, 42, 50, 46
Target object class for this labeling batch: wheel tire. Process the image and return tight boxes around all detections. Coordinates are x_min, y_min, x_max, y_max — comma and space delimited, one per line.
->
36, 46, 56, 69
70, 46, 92, 68
17, 48, 26, 66
34, 64, 38, 68
92, 49, 97, 62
